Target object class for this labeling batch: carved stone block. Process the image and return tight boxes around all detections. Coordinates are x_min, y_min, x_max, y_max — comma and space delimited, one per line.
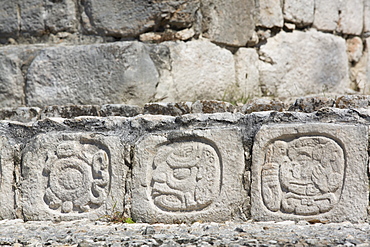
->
21, 133, 127, 221
0, 136, 15, 219
251, 124, 368, 222
132, 128, 246, 223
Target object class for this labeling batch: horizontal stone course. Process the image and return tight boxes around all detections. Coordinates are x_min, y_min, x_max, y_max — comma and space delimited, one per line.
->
0, 105, 369, 223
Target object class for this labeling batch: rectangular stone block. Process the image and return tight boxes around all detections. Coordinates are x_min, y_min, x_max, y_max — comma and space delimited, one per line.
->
21, 133, 128, 221
132, 128, 246, 223
0, 136, 15, 219
251, 124, 368, 223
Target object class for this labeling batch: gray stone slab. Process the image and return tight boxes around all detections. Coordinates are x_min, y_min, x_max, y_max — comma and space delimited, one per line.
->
283, 0, 314, 26
132, 128, 246, 223
21, 133, 127, 221
0, 1, 19, 39
0, 136, 15, 219
251, 124, 368, 223
26, 41, 158, 107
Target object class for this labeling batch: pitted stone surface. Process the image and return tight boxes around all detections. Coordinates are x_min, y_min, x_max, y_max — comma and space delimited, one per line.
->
21, 132, 127, 221
132, 128, 246, 223
251, 123, 368, 223
0, 136, 16, 219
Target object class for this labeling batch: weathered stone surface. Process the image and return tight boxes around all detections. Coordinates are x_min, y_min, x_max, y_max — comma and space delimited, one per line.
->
19, 0, 45, 36
0, 53, 24, 107
349, 38, 370, 93
0, 107, 40, 123
44, 0, 77, 33
21, 132, 127, 221
144, 102, 192, 116
283, 0, 314, 26
337, 0, 364, 35
154, 40, 235, 102
346, 37, 363, 63
201, 0, 255, 46
132, 128, 246, 223
0, 136, 16, 219
258, 30, 350, 98
288, 97, 335, 113
234, 48, 261, 100
313, 0, 339, 32
26, 41, 158, 107
255, 0, 283, 28
251, 124, 368, 222
99, 104, 143, 117
335, 95, 370, 109
365, 1, 370, 34
82, 0, 199, 38
242, 98, 284, 114
0, 1, 19, 40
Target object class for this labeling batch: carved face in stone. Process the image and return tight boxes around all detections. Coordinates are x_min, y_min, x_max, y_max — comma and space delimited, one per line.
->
151, 141, 220, 212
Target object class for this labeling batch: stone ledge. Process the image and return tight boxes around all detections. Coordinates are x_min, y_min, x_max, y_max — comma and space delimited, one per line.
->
0, 103, 369, 223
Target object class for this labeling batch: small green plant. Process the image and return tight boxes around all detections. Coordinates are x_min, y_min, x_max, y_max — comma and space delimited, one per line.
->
100, 200, 135, 224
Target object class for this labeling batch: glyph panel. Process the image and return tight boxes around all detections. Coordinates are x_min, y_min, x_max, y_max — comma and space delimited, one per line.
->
21, 133, 127, 221
132, 128, 246, 223
251, 124, 368, 222
0, 136, 16, 219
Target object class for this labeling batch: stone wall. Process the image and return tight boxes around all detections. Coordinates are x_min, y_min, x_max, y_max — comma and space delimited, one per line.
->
0, 0, 369, 107
0, 98, 370, 223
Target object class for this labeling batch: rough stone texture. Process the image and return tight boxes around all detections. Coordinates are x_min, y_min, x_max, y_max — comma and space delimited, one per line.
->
255, 0, 283, 28
335, 95, 370, 109
283, 0, 314, 26
313, 0, 339, 32
26, 41, 159, 107
0, 107, 40, 123
19, 0, 45, 36
0, 1, 19, 40
82, 0, 200, 38
234, 48, 261, 100
258, 30, 350, 98
337, 0, 364, 35
288, 97, 335, 113
251, 124, 368, 223
44, 0, 77, 34
132, 128, 246, 223
0, 136, 16, 219
0, 53, 25, 107
21, 132, 127, 221
346, 37, 364, 63
201, 0, 255, 46
365, 0, 370, 34
241, 98, 284, 114
154, 40, 235, 102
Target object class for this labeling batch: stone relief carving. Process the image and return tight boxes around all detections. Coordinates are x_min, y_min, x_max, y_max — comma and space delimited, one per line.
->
43, 141, 110, 213
151, 141, 221, 212
261, 137, 345, 216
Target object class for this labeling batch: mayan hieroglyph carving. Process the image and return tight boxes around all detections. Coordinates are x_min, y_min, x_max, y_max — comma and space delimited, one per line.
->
251, 124, 368, 223
132, 128, 246, 223
22, 133, 126, 221
261, 137, 344, 216
151, 141, 220, 212
43, 141, 110, 214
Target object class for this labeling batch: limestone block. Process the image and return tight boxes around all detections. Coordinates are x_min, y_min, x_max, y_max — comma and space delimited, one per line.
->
44, 0, 77, 33
132, 128, 246, 223
82, 0, 199, 38
365, 1, 370, 33
313, 0, 339, 32
350, 38, 370, 93
0, 1, 19, 39
346, 37, 363, 63
0, 107, 40, 123
0, 136, 16, 219
26, 41, 158, 107
234, 48, 261, 100
0, 53, 25, 107
21, 133, 127, 221
251, 124, 368, 223
283, 0, 314, 26
19, 0, 45, 36
258, 30, 350, 98
154, 40, 235, 102
337, 0, 364, 35
255, 0, 283, 28
201, 0, 255, 46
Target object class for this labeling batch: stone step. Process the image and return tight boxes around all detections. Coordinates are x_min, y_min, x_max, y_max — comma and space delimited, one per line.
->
0, 102, 369, 223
